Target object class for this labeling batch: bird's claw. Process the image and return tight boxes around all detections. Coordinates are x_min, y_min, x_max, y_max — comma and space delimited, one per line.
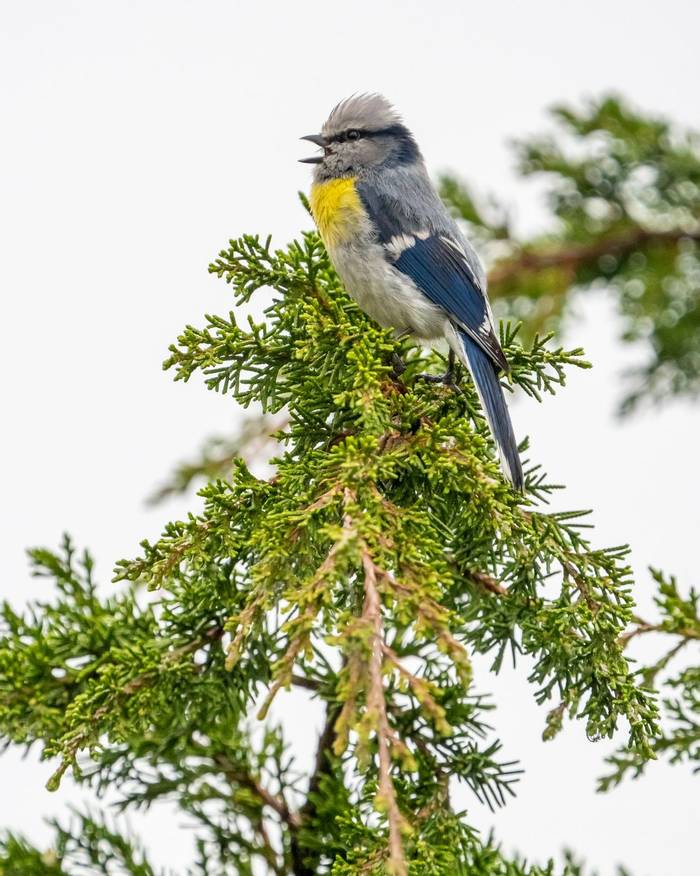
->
391, 352, 407, 376
415, 349, 457, 388
415, 369, 456, 386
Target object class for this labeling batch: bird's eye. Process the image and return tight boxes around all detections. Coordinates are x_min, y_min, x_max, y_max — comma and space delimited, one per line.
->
346, 129, 362, 141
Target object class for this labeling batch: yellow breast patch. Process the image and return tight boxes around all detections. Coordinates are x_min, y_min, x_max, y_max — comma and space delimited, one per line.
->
310, 177, 366, 248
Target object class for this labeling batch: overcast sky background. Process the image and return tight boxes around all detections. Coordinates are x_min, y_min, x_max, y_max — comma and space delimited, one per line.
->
1, 1, 699, 873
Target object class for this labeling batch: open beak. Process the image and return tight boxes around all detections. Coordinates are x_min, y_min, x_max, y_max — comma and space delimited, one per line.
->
299, 133, 328, 164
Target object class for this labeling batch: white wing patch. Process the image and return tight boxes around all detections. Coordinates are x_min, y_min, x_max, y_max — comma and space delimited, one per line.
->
384, 229, 429, 260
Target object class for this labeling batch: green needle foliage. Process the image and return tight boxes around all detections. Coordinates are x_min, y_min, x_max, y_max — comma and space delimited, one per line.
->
440, 94, 700, 413
0, 811, 161, 876
2, 215, 685, 875
0, 815, 629, 876
600, 568, 700, 789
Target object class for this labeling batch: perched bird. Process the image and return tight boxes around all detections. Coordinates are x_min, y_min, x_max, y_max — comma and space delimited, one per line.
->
301, 94, 523, 490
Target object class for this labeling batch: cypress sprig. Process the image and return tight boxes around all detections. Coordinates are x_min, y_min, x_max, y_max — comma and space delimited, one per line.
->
0, 226, 673, 874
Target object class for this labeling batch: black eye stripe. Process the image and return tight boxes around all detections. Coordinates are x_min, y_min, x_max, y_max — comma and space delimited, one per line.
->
326, 124, 411, 145
327, 130, 362, 144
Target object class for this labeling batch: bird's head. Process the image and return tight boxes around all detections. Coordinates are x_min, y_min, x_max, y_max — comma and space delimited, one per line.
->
300, 94, 420, 180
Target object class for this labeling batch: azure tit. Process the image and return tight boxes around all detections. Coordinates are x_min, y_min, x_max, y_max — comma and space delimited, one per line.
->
301, 94, 523, 489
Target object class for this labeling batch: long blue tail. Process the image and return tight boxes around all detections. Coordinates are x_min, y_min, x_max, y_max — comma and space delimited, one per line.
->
459, 331, 523, 490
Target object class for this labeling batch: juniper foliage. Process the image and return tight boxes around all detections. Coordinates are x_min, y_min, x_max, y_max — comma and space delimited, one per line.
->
0, 216, 685, 874
600, 568, 700, 789
0, 812, 631, 876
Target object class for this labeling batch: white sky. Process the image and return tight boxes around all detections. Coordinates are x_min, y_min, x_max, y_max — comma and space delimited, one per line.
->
1, 1, 698, 873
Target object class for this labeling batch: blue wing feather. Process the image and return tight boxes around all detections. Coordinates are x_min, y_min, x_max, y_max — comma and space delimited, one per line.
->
393, 235, 508, 371
355, 180, 507, 370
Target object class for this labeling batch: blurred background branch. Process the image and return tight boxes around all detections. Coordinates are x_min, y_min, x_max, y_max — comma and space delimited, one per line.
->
440, 94, 700, 414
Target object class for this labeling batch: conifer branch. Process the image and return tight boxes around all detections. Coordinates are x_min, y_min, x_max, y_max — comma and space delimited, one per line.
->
3, 159, 689, 868
213, 752, 301, 830
467, 569, 509, 597
619, 616, 700, 645
46, 624, 224, 791
360, 546, 408, 876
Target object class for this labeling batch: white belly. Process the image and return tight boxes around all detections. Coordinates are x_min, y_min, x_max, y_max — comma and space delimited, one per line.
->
329, 238, 446, 340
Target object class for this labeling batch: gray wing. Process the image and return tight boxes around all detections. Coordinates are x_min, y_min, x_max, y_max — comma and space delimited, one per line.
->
356, 174, 507, 371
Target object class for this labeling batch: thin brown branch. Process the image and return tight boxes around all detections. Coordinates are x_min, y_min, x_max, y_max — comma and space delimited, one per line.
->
619, 615, 700, 647
290, 674, 321, 692
488, 227, 700, 286
468, 569, 509, 596
561, 560, 600, 615
213, 752, 301, 829
301, 703, 341, 819
214, 742, 318, 876
618, 620, 659, 645
361, 549, 408, 876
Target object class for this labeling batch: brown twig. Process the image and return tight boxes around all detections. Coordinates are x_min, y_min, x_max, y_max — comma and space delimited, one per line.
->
361, 549, 408, 876
290, 674, 321, 692
214, 750, 307, 875
488, 228, 700, 286
561, 560, 600, 615
468, 569, 509, 596
213, 752, 301, 830
301, 702, 341, 820
618, 620, 660, 645
619, 616, 700, 647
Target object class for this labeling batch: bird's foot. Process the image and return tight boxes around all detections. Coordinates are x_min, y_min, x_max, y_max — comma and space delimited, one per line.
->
415, 369, 456, 387
415, 349, 457, 389
391, 352, 407, 377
